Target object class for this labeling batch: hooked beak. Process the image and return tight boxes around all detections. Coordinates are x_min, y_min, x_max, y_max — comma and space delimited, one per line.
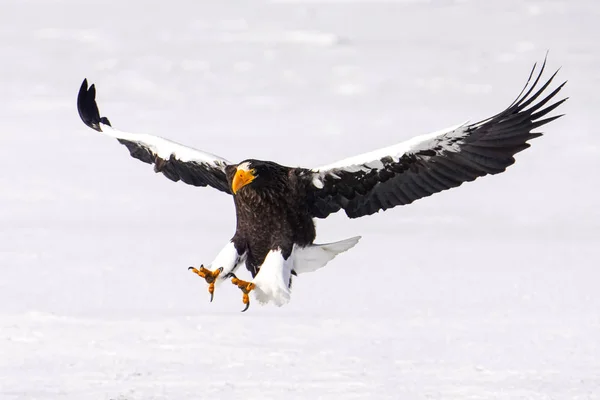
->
232, 168, 256, 194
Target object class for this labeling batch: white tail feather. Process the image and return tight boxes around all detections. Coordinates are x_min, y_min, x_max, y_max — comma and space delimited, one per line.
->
292, 236, 361, 274
250, 237, 361, 306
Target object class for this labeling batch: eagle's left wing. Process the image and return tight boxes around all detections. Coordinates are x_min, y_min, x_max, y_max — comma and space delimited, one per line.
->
77, 79, 232, 194
303, 59, 567, 219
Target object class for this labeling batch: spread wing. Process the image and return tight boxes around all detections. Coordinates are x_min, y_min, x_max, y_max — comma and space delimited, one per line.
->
304, 59, 567, 219
77, 79, 232, 194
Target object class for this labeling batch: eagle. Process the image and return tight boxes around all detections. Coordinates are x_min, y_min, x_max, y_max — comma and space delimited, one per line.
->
77, 58, 566, 311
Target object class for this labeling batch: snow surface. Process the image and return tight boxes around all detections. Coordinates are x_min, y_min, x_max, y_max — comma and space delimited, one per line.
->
1, 0, 600, 399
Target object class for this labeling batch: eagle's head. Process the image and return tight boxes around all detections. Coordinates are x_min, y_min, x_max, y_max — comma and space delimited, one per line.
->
231, 160, 286, 195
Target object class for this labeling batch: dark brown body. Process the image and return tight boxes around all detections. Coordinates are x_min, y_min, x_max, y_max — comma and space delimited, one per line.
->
226, 161, 316, 277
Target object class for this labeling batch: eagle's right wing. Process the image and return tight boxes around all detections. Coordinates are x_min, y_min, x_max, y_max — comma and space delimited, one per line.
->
77, 79, 233, 194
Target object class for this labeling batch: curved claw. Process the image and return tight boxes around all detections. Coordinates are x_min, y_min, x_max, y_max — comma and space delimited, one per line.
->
189, 265, 222, 303
240, 290, 252, 312
230, 277, 255, 312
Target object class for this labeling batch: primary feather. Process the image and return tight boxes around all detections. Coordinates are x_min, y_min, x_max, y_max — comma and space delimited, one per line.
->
77, 79, 232, 193
305, 58, 566, 218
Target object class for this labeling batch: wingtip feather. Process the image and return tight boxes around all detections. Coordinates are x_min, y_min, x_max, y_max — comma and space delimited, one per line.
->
77, 78, 110, 132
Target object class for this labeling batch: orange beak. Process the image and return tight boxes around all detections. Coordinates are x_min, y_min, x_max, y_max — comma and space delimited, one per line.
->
232, 168, 256, 194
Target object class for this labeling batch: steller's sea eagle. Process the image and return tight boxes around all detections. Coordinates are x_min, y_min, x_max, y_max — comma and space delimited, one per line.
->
77, 58, 566, 311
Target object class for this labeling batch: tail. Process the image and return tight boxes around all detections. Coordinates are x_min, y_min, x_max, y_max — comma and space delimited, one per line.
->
292, 236, 361, 275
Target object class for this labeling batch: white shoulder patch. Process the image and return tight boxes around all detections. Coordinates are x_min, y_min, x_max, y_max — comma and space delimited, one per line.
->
310, 121, 469, 173
312, 175, 324, 188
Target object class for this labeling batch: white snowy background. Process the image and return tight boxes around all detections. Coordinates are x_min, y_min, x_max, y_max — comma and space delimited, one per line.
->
1, 0, 599, 399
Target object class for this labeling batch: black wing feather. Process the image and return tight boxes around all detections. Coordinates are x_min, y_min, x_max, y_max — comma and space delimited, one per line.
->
305, 59, 567, 219
77, 79, 232, 194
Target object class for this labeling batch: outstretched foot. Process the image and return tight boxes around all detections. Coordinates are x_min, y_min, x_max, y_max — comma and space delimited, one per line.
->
188, 266, 223, 302
228, 273, 256, 312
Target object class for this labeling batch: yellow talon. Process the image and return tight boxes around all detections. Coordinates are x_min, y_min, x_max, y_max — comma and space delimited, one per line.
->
188, 265, 222, 302
230, 275, 255, 312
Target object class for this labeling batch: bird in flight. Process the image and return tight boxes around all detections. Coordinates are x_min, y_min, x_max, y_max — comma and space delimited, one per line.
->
77, 58, 566, 311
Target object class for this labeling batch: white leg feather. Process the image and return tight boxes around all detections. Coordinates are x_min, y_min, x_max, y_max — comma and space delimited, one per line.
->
251, 249, 292, 307
208, 241, 244, 286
